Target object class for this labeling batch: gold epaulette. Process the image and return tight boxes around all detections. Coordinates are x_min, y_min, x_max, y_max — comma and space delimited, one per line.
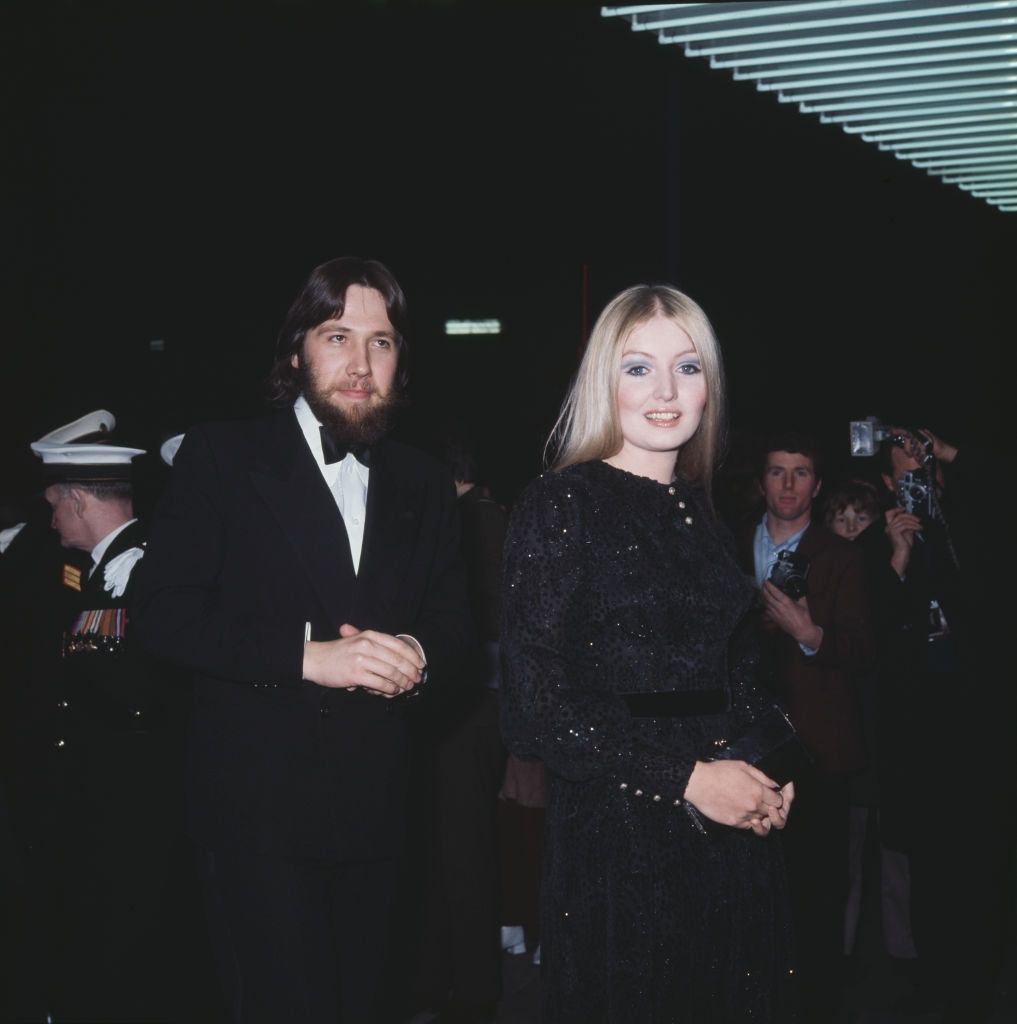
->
62, 563, 82, 592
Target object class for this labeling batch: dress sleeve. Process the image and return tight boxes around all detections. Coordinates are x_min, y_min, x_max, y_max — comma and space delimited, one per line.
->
500, 474, 699, 803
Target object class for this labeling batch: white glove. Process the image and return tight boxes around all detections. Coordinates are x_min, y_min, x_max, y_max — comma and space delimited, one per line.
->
103, 546, 145, 598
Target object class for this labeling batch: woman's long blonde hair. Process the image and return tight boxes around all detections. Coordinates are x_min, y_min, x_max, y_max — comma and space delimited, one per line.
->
546, 284, 727, 503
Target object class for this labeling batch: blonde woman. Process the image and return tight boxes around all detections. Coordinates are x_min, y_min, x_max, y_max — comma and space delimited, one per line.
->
501, 285, 796, 1022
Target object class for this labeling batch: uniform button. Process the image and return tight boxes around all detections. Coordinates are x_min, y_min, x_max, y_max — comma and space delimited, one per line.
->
653, 794, 662, 802
634, 789, 643, 797
619, 782, 628, 791
133, 710, 143, 718
684, 516, 694, 526
55, 739, 66, 748
667, 486, 675, 496
58, 700, 69, 709
320, 705, 330, 718
677, 500, 686, 509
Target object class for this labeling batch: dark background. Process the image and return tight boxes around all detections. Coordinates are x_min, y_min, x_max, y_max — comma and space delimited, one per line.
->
2, 0, 1012, 512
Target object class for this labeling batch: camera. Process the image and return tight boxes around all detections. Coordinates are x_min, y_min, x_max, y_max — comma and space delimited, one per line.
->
768, 550, 809, 600
849, 416, 894, 458
896, 469, 935, 519
849, 416, 931, 462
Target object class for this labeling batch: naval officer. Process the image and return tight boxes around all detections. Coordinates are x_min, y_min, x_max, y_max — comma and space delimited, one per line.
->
14, 410, 186, 1022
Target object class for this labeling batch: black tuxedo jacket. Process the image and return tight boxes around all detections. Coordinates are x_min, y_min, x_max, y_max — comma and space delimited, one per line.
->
133, 409, 470, 860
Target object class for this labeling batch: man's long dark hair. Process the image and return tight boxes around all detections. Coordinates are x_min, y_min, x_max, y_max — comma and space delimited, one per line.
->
267, 256, 411, 405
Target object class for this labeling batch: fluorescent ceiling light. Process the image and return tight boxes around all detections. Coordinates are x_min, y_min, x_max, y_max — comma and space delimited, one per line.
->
679, 18, 1017, 58
735, 46, 1017, 80
822, 99, 1017, 122
845, 110, 1017, 132
444, 319, 503, 336
949, 173, 1017, 183
863, 118, 1017, 140
899, 142, 1017, 158
604, 3, 1017, 211
605, 0, 906, 32
800, 88, 1017, 113
783, 73, 1017, 103
711, 33, 1017, 69
758, 59, 1017, 92
942, 170, 1017, 181
601, 4, 711, 16
658, 5, 1017, 47
916, 152, 1017, 166
944, 176, 1017, 187
883, 132, 1017, 150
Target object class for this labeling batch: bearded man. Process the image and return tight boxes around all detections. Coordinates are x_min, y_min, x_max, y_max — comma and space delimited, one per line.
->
134, 257, 470, 1024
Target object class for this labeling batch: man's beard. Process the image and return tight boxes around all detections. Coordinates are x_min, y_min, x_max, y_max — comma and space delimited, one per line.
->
297, 359, 403, 447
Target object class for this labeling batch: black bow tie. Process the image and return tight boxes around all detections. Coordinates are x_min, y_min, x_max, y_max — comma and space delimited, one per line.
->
320, 427, 371, 467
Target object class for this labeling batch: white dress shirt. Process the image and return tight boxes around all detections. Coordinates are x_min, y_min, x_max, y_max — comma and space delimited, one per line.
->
292, 396, 426, 666
294, 395, 369, 574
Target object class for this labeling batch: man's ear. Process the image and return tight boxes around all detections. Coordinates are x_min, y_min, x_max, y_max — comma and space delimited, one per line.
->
812, 477, 822, 499
68, 486, 88, 517
290, 351, 300, 369
881, 473, 894, 493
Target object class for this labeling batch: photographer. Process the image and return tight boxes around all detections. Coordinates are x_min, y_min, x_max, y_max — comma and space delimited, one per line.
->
858, 427, 1015, 1022
823, 479, 919, 969
736, 432, 874, 1024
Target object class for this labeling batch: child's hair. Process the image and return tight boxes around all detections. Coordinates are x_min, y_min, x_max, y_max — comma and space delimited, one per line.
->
823, 479, 881, 526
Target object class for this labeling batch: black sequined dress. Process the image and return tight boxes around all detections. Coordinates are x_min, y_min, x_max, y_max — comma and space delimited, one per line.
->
501, 461, 796, 1023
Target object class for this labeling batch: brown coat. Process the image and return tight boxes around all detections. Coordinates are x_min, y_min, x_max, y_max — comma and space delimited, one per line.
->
738, 520, 875, 777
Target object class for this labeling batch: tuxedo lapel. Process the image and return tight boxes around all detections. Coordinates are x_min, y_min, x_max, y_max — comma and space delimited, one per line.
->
359, 443, 419, 595
248, 412, 357, 624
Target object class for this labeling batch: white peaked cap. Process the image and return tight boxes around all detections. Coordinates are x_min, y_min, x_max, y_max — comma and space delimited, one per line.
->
160, 434, 184, 467
30, 409, 145, 480
34, 408, 116, 445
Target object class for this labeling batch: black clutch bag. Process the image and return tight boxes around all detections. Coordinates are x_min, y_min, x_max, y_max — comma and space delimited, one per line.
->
706, 704, 810, 788
683, 705, 812, 836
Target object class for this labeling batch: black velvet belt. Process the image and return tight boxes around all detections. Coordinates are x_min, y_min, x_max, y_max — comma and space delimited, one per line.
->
621, 689, 728, 718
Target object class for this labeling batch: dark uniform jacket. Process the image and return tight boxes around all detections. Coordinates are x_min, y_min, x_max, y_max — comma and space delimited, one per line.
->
10, 519, 190, 1021
133, 409, 470, 861
13, 519, 181, 790
63, 520, 182, 733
